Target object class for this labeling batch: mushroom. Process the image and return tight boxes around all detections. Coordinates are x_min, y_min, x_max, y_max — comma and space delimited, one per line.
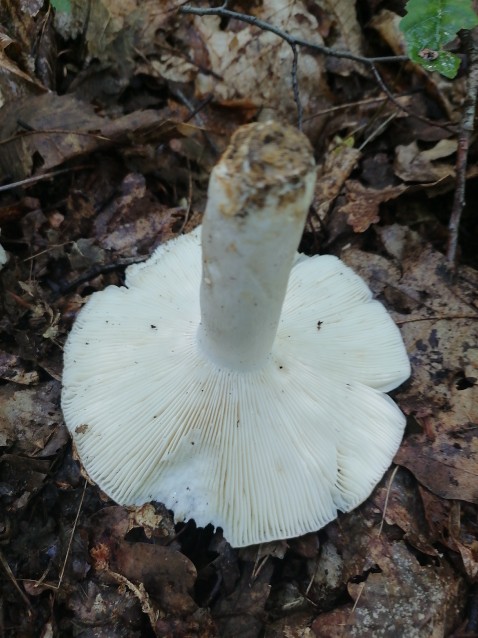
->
62, 121, 410, 547
0, 231, 8, 269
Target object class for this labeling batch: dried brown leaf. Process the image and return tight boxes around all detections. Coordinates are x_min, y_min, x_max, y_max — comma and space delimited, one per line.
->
0, 380, 62, 455
213, 560, 274, 638
394, 141, 455, 182
373, 468, 439, 556
342, 226, 478, 504
312, 538, 465, 637
338, 180, 407, 233
368, 10, 406, 56
192, 0, 330, 128
0, 350, 39, 385
113, 541, 197, 615
313, 0, 365, 76
420, 488, 478, 580
0, 93, 191, 180
312, 141, 361, 223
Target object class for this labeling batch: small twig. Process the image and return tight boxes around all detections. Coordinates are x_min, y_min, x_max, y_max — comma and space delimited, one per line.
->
304, 94, 392, 122
180, 5, 406, 66
0, 127, 111, 147
108, 569, 159, 633
54, 256, 148, 296
56, 479, 87, 591
251, 551, 270, 582
0, 548, 33, 614
447, 28, 478, 265
395, 314, 478, 325
180, 4, 455, 132
378, 465, 399, 536
178, 161, 193, 234
290, 43, 302, 130
358, 110, 399, 151
0, 166, 89, 193
170, 87, 219, 155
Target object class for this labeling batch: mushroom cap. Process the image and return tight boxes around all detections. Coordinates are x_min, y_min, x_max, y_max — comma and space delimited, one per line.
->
62, 227, 410, 547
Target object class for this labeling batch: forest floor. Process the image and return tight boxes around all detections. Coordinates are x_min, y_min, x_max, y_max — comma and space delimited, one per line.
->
0, 1, 478, 637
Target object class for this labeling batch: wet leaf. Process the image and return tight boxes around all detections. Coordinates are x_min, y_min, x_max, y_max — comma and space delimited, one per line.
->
400, 0, 478, 78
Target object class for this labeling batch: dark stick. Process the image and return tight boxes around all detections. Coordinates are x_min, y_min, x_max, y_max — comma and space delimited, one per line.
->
447, 28, 478, 264
179, 4, 455, 132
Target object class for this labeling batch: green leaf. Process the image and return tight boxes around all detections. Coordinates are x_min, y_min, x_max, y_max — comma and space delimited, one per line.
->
50, 0, 71, 13
400, 0, 478, 78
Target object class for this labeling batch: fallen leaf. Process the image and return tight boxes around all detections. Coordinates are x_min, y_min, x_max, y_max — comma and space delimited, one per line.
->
373, 468, 439, 556
213, 560, 274, 638
368, 9, 406, 56
113, 541, 197, 615
0, 380, 62, 455
0, 93, 192, 180
312, 139, 361, 224
312, 538, 465, 637
341, 226, 478, 504
396, 423, 478, 503
338, 180, 407, 233
192, 0, 330, 128
67, 579, 143, 636
314, 0, 365, 76
420, 487, 478, 580
0, 350, 39, 385
394, 141, 455, 182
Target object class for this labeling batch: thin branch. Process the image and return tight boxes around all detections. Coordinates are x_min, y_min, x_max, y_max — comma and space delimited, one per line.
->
378, 465, 399, 536
55, 480, 87, 591
180, 4, 455, 132
395, 314, 478, 325
0, 548, 33, 613
180, 5, 407, 66
447, 28, 478, 264
290, 44, 302, 130
0, 165, 89, 193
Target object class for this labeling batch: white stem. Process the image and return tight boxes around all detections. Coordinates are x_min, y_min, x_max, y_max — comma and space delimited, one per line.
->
198, 121, 316, 370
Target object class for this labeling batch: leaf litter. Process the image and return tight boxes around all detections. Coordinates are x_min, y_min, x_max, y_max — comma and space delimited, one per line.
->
1, 0, 478, 636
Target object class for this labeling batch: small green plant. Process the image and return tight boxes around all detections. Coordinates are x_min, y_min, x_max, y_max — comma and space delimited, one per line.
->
400, 0, 478, 78
50, 0, 71, 13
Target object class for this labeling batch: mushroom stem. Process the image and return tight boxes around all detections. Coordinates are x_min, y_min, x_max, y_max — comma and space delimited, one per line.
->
198, 122, 317, 370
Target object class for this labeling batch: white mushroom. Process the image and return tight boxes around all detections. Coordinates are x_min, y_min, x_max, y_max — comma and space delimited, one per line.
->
0, 230, 8, 269
62, 121, 410, 547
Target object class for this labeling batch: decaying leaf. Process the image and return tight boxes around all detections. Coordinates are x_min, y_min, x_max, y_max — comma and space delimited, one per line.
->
0, 380, 62, 455
67, 579, 144, 636
313, 0, 365, 76
368, 9, 407, 57
88, 506, 197, 618
312, 537, 465, 636
338, 180, 407, 233
312, 139, 361, 224
192, 0, 330, 127
213, 560, 274, 638
419, 487, 478, 580
342, 226, 478, 506
0, 350, 39, 385
0, 93, 194, 180
394, 140, 455, 182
